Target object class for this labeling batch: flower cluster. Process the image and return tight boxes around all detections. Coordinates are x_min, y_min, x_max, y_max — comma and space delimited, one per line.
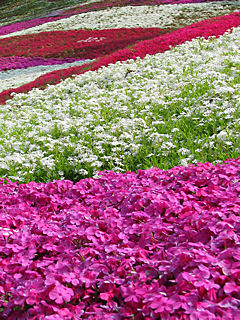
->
0, 17, 63, 37
0, 0, 84, 28
0, 11, 239, 104
0, 28, 167, 59
2, 1, 237, 38
0, 25, 239, 183
0, 157, 240, 319
0, 59, 93, 92
0, 0, 232, 37
0, 56, 86, 72
62, 0, 240, 16
0, 0, 239, 318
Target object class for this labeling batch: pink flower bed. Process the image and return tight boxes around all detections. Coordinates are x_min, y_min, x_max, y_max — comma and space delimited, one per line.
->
0, 17, 64, 37
0, 11, 239, 105
0, 157, 240, 319
0, 56, 85, 71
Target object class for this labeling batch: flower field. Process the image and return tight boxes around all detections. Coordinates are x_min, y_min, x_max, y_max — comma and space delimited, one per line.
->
0, 0, 240, 319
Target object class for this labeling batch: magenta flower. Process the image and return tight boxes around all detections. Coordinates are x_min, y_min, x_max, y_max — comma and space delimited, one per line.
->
150, 295, 174, 313
190, 310, 216, 320
224, 282, 240, 294
49, 281, 74, 304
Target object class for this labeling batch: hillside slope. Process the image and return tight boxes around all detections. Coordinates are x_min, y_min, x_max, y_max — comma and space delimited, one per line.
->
0, 1, 240, 320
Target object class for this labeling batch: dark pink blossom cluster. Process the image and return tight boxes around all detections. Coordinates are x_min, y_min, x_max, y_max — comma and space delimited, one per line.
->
0, 17, 63, 37
0, 56, 85, 71
0, 157, 240, 319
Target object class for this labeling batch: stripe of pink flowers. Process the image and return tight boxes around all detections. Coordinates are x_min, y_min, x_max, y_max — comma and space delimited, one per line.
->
0, 11, 239, 105
0, 56, 86, 71
0, 17, 64, 36
0, 10, 84, 37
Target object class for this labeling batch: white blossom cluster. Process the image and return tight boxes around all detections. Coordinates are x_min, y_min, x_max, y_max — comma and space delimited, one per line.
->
1, 1, 239, 38
1, 26, 240, 181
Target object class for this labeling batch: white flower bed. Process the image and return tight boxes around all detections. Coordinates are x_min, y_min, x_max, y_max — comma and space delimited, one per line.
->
0, 59, 93, 91
1, 27, 240, 181
0, 1, 238, 38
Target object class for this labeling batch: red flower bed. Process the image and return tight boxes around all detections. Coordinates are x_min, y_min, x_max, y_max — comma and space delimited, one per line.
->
0, 157, 240, 319
0, 11, 239, 105
0, 28, 169, 59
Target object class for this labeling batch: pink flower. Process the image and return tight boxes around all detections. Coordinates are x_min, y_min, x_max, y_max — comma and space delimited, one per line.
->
190, 310, 216, 320
150, 295, 174, 313
45, 315, 62, 320
224, 282, 240, 294
49, 281, 74, 304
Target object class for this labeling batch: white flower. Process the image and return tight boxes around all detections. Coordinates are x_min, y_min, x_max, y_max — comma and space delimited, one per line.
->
217, 130, 228, 141
178, 148, 191, 155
